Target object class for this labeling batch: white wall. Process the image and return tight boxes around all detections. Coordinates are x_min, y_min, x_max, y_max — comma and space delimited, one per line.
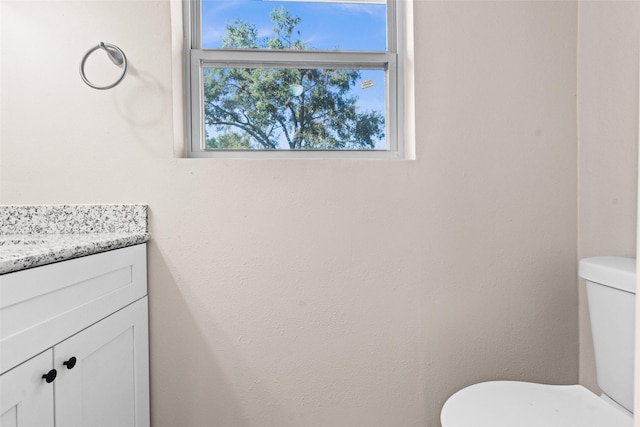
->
1, 1, 579, 426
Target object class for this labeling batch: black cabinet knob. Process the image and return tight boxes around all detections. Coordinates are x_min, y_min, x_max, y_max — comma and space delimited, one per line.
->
63, 357, 77, 370
42, 369, 57, 383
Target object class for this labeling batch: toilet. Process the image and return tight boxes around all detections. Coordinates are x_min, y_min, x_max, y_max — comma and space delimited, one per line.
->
441, 256, 635, 427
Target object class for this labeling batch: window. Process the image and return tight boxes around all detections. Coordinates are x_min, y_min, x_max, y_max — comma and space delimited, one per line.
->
183, 0, 410, 158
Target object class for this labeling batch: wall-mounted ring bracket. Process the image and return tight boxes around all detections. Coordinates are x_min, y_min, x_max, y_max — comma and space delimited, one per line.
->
80, 42, 128, 90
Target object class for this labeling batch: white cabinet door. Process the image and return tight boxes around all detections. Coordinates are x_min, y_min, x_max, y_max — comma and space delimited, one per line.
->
0, 350, 54, 427
54, 297, 149, 427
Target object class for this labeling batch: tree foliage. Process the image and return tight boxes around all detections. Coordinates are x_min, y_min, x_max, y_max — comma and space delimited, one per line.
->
204, 7, 385, 150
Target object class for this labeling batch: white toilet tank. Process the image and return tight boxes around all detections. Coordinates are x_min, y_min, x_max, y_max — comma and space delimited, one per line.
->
579, 256, 636, 413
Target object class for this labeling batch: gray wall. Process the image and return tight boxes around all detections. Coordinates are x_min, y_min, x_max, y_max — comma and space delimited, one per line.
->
577, 1, 639, 393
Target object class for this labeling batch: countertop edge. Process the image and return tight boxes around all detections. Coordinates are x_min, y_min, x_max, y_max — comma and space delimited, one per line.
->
0, 233, 150, 275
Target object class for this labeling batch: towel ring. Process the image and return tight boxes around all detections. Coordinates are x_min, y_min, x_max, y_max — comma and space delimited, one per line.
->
80, 42, 127, 90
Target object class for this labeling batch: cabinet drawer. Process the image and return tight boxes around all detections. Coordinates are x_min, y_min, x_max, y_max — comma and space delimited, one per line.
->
0, 244, 147, 374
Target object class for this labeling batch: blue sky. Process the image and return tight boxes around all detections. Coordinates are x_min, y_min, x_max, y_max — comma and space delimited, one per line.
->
201, 0, 387, 51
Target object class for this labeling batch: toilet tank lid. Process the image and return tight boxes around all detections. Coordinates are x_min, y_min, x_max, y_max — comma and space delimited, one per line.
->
579, 256, 636, 294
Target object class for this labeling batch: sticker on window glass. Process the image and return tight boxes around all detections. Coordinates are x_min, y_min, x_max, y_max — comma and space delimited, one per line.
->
360, 79, 374, 90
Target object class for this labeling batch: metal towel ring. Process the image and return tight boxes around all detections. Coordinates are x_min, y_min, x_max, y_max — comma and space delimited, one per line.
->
80, 42, 127, 90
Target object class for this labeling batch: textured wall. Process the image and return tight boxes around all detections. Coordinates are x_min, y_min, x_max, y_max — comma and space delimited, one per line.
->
1, 1, 579, 426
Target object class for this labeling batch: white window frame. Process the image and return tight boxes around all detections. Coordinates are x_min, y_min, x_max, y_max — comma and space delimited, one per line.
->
183, 0, 409, 159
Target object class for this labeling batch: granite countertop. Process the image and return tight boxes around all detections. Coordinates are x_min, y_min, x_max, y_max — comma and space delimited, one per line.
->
0, 205, 150, 274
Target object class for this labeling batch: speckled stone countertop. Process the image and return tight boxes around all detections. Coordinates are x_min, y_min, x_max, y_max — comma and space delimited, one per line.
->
0, 204, 150, 274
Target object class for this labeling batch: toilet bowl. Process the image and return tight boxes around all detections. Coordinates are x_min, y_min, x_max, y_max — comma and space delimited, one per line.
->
441, 381, 632, 427
441, 257, 636, 427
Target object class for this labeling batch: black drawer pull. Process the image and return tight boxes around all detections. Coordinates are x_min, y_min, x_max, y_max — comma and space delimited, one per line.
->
42, 369, 57, 383
63, 357, 77, 370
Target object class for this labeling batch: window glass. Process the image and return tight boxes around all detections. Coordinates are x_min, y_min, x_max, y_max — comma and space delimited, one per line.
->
202, 67, 386, 150
201, 0, 387, 51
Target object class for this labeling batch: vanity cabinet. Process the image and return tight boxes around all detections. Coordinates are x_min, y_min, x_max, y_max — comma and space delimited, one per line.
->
0, 244, 149, 427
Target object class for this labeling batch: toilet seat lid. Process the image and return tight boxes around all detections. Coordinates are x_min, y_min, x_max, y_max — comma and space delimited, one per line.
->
441, 381, 633, 427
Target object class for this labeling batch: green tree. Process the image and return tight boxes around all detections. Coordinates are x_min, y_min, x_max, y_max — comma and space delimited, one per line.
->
203, 7, 385, 150
205, 131, 251, 149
